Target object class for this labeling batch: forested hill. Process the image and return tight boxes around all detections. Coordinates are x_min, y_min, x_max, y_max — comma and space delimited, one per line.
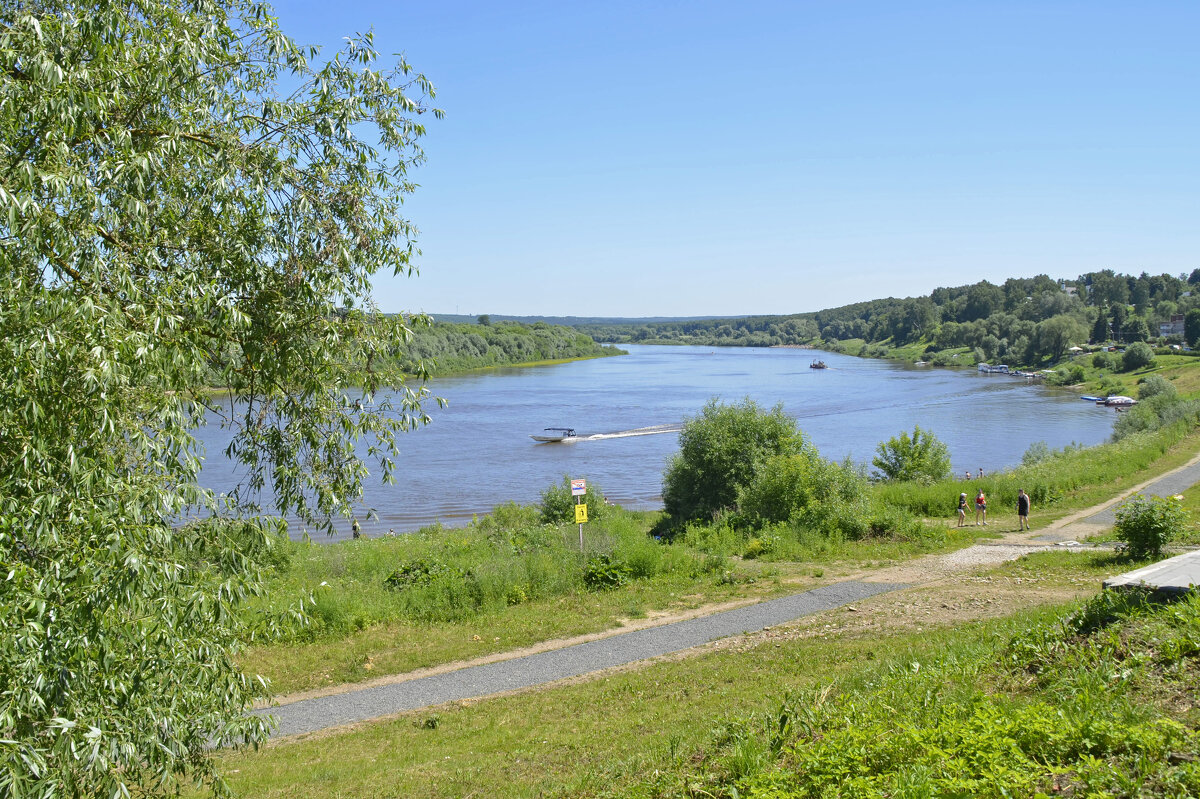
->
572, 270, 1200, 365
396, 320, 624, 375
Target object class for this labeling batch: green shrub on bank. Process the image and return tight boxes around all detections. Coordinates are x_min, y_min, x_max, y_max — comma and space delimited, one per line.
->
1122, 340, 1156, 371
1113, 393, 1200, 440
663, 398, 812, 522
872, 425, 951, 483
1114, 494, 1189, 559
540, 476, 609, 523
735, 453, 866, 529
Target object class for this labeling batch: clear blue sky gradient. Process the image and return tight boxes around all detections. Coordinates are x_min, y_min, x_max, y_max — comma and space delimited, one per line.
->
272, 1, 1200, 317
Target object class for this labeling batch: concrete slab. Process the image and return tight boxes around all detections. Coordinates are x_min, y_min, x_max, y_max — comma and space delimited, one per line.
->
1103, 550, 1200, 596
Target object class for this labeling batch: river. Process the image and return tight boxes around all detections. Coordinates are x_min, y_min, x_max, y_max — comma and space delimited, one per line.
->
194, 345, 1116, 540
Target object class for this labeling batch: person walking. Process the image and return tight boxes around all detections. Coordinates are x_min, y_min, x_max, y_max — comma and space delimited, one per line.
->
956, 493, 968, 527
975, 489, 988, 525
1017, 489, 1031, 531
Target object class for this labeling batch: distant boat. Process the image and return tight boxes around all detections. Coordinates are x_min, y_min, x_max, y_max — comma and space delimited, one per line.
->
530, 427, 578, 443
1100, 396, 1137, 407
810, 359, 828, 369
1080, 395, 1105, 402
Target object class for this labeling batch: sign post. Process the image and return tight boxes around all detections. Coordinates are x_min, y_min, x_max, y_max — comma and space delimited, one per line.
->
571, 478, 587, 551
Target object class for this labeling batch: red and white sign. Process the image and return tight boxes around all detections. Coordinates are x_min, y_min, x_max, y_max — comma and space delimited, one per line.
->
570, 478, 587, 496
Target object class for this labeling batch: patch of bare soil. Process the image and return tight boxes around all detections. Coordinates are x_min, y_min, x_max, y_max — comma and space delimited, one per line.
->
715, 568, 1098, 654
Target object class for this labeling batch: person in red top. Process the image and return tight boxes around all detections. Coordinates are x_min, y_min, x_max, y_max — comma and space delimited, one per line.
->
975, 490, 987, 525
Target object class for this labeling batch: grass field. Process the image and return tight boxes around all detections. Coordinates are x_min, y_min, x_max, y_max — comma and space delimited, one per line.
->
210, 550, 1200, 798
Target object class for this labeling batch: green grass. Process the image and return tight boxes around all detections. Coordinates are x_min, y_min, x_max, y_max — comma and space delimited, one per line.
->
209, 551, 1169, 798
239, 426, 1200, 696
875, 422, 1200, 525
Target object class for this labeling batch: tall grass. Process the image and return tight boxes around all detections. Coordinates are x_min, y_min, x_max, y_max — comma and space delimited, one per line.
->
872, 422, 1193, 517
247, 503, 709, 640
658, 590, 1200, 798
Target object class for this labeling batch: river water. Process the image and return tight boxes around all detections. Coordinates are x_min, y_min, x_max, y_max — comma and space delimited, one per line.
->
194, 345, 1116, 540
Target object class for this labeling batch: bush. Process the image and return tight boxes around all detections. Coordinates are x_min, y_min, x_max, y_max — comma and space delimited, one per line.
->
662, 398, 811, 522
872, 425, 951, 483
1121, 341, 1155, 371
1113, 395, 1200, 440
1092, 351, 1116, 370
540, 475, 608, 524
1137, 374, 1177, 401
1114, 494, 1189, 559
735, 453, 866, 528
1021, 441, 1052, 466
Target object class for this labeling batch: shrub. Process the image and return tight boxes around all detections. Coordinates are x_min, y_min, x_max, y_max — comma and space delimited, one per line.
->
1137, 374, 1177, 401
872, 425, 951, 483
662, 398, 811, 521
736, 453, 866, 527
540, 475, 608, 524
1121, 341, 1155, 371
1092, 351, 1116, 370
1022, 441, 1052, 466
1114, 494, 1189, 559
1113, 395, 1200, 440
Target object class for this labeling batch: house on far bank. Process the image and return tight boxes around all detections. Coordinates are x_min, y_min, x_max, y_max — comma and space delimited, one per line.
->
1160, 314, 1185, 338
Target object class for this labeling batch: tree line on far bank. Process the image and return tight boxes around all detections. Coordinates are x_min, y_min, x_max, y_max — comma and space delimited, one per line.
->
572, 270, 1200, 366
393, 318, 624, 374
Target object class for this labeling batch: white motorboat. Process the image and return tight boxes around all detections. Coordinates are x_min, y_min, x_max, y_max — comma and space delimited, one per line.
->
530, 427, 578, 442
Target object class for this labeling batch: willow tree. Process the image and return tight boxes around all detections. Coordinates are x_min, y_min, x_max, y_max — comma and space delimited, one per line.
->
0, 1, 439, 795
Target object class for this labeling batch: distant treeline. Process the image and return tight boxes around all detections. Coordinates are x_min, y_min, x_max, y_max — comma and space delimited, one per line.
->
395, 319, 624, 375
575, 270, 1200, 365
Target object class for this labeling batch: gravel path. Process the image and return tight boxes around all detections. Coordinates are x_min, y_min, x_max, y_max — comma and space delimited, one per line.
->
261, 580, 906, 738
256, 453, 1200, 740
1033, 452, 1200, 541
1082, 458, 1200, 526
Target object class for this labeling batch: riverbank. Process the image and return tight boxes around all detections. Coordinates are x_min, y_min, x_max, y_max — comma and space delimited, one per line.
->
209, 424, 1200, 795
234, 422, 1200, 694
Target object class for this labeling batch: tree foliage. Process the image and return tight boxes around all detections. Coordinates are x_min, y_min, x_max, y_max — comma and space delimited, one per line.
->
1185, 309, 1200, 348
1121, 341, 1156, 371
397, 320, 622, 374
872, 426, 952, 483
0, 1, 439, 795
662, 399, 810, 522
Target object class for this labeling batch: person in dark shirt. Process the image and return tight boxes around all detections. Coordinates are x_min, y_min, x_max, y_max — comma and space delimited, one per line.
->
956, 493, 968, 527
1017, 489, 1031, 531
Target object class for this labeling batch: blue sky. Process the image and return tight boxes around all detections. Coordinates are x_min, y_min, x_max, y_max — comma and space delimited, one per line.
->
273, 1, 1200, 318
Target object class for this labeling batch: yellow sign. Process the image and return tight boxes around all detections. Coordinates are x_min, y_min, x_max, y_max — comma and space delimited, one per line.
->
575, 503, 588, 524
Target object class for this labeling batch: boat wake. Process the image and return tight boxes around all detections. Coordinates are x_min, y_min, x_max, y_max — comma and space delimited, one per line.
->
583, 423, 683, 441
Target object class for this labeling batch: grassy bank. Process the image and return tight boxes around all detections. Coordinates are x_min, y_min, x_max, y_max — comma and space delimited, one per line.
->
209, 550, 1200, 798
237, 424, 1200, 697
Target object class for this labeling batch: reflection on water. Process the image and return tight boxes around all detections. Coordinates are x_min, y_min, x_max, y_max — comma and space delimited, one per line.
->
193, 345, 1115, 540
